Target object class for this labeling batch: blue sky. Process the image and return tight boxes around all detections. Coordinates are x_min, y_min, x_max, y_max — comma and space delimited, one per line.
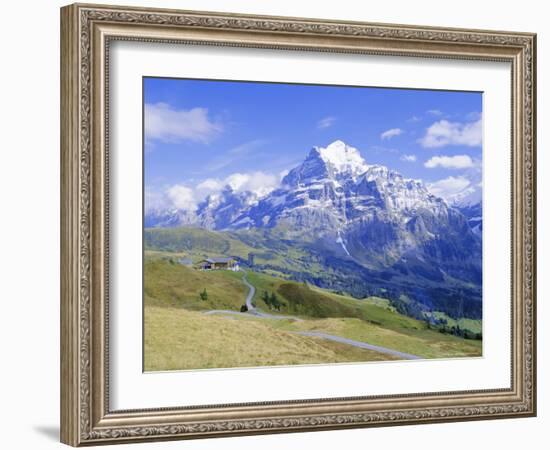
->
144, 77, 482, 211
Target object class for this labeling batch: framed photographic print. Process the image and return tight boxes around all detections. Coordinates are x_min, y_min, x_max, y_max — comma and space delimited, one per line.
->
60, 3, 537, 446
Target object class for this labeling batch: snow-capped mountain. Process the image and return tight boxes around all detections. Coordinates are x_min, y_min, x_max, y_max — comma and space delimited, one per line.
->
443, 183, 482, 209
457, 201, 482, 236
144, 208, 197, 228
196, 187, 260, 230
146, 140, 481, 282
444, 183, 482, 236
230, 140, 448, 231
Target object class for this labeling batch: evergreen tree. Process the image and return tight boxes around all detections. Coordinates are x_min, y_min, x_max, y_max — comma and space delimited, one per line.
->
262, 290, 271, 308
270, 292, 281, 311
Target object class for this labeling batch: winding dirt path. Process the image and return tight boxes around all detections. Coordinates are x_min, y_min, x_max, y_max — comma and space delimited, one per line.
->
202, 271, 420, 360
296, 331, 421, 360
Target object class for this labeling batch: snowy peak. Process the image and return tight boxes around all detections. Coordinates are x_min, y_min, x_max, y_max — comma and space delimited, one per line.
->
196, 187, 258, 230
282, 140, 368, 188
446, 186, 482, 208
314, 140, 368, 177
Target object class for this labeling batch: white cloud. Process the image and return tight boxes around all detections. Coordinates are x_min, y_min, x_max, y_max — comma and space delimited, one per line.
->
424, 155, 474, 169
145, 184, 199, 214
418, 118, 482, 148
225, 173, 250, 191
166, 185, 197, 211
147, 170, 281, 214
144, 102, 222, 144
400, 154, 417, 162
144, 188, 169, 214
196, 178, 223, 191
427, 109, 443, 116
317, 116, 336, 129
427, 176, 471, 200
195, 178, 224, 200
225, 171, 279, 197
380, 128, 403, 140
407, 115, 421, 123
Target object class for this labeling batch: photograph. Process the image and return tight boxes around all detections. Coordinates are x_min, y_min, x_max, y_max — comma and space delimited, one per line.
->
142, 78, 484, 372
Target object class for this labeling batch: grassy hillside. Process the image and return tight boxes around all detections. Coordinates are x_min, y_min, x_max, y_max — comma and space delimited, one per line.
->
427, 311, 482, 335
144, 259, 426, 333
144, 259, 246, 311
145, 227, 336, 282
144, 306, 398, 371
248, 271, 422, 330
272, 318, 481, 359
144, 258, 482, 369
242, 271, 481, 359
144, 227, 255, 259
144, 226, 482, 321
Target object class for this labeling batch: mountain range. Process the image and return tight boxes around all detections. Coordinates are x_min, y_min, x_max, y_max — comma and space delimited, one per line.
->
145, 140, 483, 319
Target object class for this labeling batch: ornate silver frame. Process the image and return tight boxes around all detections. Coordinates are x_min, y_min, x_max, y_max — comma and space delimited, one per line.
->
60, 3, 536, 446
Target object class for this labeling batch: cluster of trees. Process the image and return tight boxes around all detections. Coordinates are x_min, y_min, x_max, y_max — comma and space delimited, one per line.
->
432, 323, 482, 340
253, 263, 391, 301
390, 296, 482, 341
388, 296, 426, 321
199, 289, 208, 301
261, 290, 284, 311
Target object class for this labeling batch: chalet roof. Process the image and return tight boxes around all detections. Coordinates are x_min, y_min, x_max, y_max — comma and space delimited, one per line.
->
203, 257, 235, 264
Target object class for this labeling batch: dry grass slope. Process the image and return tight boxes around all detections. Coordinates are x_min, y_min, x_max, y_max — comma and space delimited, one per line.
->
144, 259, 246, 311
144, 306, 398, 371
272, 317, 481, 359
